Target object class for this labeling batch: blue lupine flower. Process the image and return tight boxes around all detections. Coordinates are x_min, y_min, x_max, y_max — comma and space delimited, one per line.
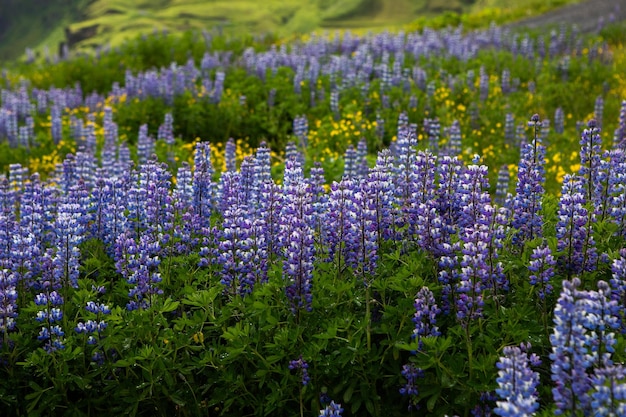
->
308, 162, 327, 241
356, 138, 369, 178
34, 276, 65, 353
556, 175, 597, 276
579, 119, 605, 210
280, 159, 315, 313
410, 150, 442, 255
293, 115, 309, 149
347, 179, 379, 282
607, 149, 626, 236
472, 392, 497, 417
555, 107, 565, 134
399, 363, 424, 411
446, 119, 463, 156
76, 300, 111, 365
319, 401, 343, 417
591, 365, 626, 417
217, 203, 268, 297
288, 355, 310, 386
609, 250, 626, 333
258, 180, 283, 260
137, 124, 155, 165
493, 344, 540, 417
0, 269, 18, 340
157, 112, 175, 145
528, 245, 555, 300
343, 145, 357, 178
225, 138, 237, 172
192, 141, 217, 227
511, 114, 545, 244
116, 232, 163, 311
494, 165, 510, 207
550, 278, 593, 415
254, 141, 272, 185
364, 150, 395, 246
325, 178, 357, 269
413, 287, 441, 350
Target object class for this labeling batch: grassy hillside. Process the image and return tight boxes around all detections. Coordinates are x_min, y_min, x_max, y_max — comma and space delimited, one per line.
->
0, 0, 581, 63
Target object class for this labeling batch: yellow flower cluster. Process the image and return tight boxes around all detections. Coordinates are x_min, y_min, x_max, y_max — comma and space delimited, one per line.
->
28, 140, 75, 177
211, 138, 254, 172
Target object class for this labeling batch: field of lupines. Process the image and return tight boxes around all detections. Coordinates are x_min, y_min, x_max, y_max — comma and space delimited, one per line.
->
1, 18, 626, 417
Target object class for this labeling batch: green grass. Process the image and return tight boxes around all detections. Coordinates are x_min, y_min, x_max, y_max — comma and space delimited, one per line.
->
0, 0, 583, 64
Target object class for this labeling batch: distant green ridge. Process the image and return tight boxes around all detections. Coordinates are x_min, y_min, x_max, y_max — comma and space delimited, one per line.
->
0, 0, 582, 64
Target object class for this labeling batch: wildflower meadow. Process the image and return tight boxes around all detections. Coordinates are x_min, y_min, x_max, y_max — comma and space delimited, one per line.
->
1, 16, 626, 417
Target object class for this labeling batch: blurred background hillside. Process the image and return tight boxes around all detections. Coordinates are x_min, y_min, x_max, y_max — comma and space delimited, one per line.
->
0, 0, 591, 63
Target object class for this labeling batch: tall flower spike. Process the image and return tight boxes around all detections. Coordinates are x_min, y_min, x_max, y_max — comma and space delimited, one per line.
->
591, 365, 626, 417
343, 145, 357, 178
550, 278, 593, 415
225, 137, 237, 172
579, 119, 605, 212
494, 165, 510, 207
556, 174, 597, 276
308, 162, 327, 245
280, 181, 314, 314
288, 355, 310, 386
319, 401, 344, 417
325, 179, 356, 269
192, 141, 216, 229
356, 138, 369, 178
365, 149, 395, 247
528, 245, 555, 300
0, 269, 18, 344
34, 251, 65, 354
346, 179, 379, 282
399, 363, 424, 411
493, 344, 540, 417
410, 151, 441, 255
609, 250, 626, 333
413, 287, 441, 351
511, 114, 545, 245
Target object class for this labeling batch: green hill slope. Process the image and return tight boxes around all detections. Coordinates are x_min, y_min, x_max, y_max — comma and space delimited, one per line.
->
0, 0, 580, 63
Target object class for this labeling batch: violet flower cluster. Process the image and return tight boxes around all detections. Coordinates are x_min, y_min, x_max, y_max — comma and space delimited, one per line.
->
412, 286, 441, 350
319, 401, 343, 417
280, 159, 315, 314
549, 278, 622, 416
579, 119, 605, 209
75, 300, 111, 364
556, 175, 597, 276
528, 244, 555, 300
511, 114, 545, 245
34, 284, 65, 353
399, 363, 424, 411
493, 344, 541, 417
0, 269, 18, 343
288, 355, 310, 386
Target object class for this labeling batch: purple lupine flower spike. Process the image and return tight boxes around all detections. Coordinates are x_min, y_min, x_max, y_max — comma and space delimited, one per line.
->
413, 287, 441, 350
0, 269, 18, 343
511, 114, 545, 245
556, 174, 597, 276
579, 118, 606, 212
319, 401, 343, 417
288, 355, 310, 386
493, 344, 540, 417
528, 245, 555, 300
399, 363, 424, 411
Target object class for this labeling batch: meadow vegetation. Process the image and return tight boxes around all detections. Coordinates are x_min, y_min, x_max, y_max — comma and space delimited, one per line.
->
0, 7, 625, 417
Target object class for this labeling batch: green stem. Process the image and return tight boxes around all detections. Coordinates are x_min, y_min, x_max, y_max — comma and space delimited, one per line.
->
366, 284, 371, 351
299, 384, 304, 417
465, 326, 473, 382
